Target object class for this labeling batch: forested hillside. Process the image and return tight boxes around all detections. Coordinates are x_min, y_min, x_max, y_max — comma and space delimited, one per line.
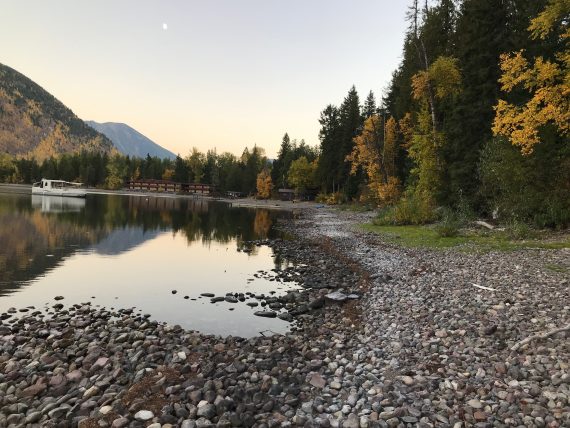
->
0, 63, 113, 160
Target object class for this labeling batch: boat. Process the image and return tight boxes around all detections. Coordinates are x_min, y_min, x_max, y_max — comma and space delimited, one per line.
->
32, 179, 86, 198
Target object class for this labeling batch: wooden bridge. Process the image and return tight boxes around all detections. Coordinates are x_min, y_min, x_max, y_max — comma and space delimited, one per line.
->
125, 179, 214, 195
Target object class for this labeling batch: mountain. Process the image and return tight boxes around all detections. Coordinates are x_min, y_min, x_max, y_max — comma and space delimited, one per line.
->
85, 121, 176, 160
0, 63, 113, 160
93, 227, 162, 255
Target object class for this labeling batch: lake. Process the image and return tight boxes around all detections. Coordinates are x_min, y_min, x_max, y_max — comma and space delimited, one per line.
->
0, 192, 299, 337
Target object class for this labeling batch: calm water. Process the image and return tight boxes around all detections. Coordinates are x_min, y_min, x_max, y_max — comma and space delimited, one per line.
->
0, 192, 299, 337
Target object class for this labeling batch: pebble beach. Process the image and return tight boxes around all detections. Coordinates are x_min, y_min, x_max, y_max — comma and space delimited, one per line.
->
1, 207, 568, 427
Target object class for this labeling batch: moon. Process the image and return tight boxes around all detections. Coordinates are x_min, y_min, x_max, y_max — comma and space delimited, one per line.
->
162, 23, 168, 31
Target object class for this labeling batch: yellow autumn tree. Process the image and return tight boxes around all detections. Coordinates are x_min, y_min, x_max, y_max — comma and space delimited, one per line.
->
162, 168, 174, 181
408, 56, 461, 209
186, 147, 205, 182
288, 156, 317, 197
132, 166, 141, 180
105, 154, 127, 190
256, 168, 273, 199
398, 113, 414, 149
493, 0, 570, 154
346, 115, 401, 206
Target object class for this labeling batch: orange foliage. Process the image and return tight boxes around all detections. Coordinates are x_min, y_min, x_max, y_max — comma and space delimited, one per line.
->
346, 115, 401, 206
493, 0, 569, 154
256, 169, 273, 199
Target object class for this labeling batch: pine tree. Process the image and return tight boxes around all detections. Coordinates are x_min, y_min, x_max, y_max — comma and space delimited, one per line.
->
271, 133, 292, 189
241, 145, 266, 194
443, 0, 512, 206
338, 86, 363, 197
173, 155, 189, 183
363, 91, 377, 118
316, 105, 341, 192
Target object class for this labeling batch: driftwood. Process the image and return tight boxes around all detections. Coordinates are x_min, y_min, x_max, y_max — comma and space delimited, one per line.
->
471, 282, 496, 291
474, 220, 495, 230
511, 323, 570, 351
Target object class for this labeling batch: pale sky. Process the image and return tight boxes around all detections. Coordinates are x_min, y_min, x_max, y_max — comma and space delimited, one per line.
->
1, 1, 409, 158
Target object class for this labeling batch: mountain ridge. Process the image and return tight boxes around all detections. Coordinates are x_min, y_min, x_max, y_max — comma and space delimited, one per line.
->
85, 121, 176, 160
0, 63, 113, 160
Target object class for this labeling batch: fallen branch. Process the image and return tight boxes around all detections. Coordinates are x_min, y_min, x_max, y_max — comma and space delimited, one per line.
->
471, 283, 496, 291
511, 323, 570, 351
474, 220, 495, 230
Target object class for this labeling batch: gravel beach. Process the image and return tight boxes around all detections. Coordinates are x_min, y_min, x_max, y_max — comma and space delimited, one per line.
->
1, 207, 568, 427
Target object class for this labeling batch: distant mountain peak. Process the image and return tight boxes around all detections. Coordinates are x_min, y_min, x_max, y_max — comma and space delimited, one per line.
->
85, 121, 176, 160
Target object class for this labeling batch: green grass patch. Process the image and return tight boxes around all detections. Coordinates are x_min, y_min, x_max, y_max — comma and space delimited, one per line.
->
544, 263, 569, 273
337, 203, 374, 213
361, 223, 570, 251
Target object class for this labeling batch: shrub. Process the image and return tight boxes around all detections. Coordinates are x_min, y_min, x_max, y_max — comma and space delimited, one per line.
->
505, 220, 536, 240
374, 194, 436, 225
435, 208, 461, 237
479, 137, 570, 228
315, 193, 328, 203
315, 192, 347, 205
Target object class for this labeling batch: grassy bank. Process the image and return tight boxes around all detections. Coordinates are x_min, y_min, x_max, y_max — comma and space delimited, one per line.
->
361, 223, 570, 251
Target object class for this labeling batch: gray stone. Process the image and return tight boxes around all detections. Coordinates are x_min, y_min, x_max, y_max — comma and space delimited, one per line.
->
467, 399, 483, 409
196, 403, 216, 419
134, 410, 154, 421
309, 373, 326, 388
111, 417, 129, 428
25, 411, 42, 424
326, 291, 347, 302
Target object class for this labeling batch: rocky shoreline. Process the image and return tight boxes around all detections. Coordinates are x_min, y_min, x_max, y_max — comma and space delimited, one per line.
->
1, 207, 569, 427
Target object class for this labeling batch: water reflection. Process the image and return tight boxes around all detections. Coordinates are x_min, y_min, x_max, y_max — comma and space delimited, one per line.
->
0, 193, 295, 336
31, 195, 86, 213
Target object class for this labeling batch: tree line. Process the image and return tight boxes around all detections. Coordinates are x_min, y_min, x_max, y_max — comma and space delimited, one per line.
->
0, 141, 320, 197
0, 147, 265, 195
316, 0, 569, 227
0, 132, 322, 197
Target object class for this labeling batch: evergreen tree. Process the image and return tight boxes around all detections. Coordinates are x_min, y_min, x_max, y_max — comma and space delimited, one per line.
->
363, 91, 377, 118
316, 105, 341, 192
443, 0, 511, 206
241, 146, 266, 194
173, 155, 189, 183
204, 150, 219, 187
292, 139, 318, 162
337, 86, 363, 197
271, 133, 292, 189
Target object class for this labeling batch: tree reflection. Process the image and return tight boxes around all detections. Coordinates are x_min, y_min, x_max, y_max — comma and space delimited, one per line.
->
0, 193, 290, 290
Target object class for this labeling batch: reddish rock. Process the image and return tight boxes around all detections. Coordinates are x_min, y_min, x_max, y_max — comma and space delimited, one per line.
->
93, 357, 110, 369
49, 373, 66, 387
66, 369, 83, 382
309, 373, 326, 388
495, 363, 507, 374
474, 411, 487, 421
19, 379, 47, 397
